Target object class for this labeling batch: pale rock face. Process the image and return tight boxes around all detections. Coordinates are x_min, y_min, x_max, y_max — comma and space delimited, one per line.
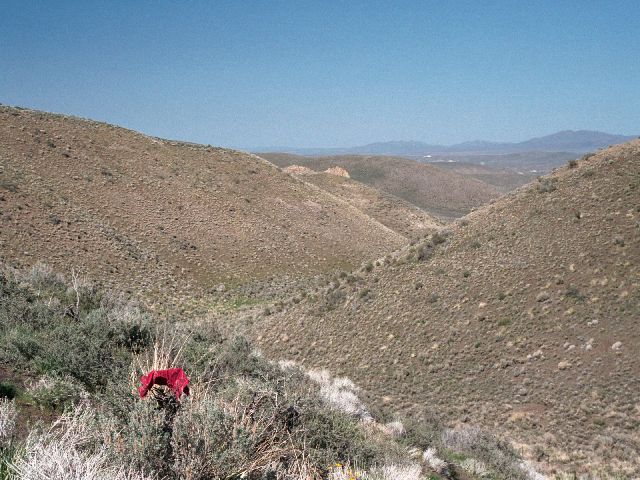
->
283, 164, 315, 175
324, 166, 350, 178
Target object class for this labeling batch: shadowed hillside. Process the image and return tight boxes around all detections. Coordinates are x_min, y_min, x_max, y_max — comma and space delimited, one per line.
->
251, 141, 640, 476
259, 153, 501, 220
0, 107, 407, 309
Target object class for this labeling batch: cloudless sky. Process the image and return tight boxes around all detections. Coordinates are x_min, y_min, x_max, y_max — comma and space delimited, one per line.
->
1, 1, 638, 147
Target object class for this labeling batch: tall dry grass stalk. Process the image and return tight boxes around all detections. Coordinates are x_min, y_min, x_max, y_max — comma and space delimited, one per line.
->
129, 326, 190, 394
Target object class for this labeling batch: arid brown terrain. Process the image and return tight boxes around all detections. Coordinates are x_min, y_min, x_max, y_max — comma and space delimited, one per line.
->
260, 153, 501, 220
252, 142, 640, 476
281, 165, 442, 238
2, 106, 638, 477
0, 107, 408, 309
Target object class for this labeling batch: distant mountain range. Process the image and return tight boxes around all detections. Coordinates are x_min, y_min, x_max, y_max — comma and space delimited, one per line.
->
253, 130, 637, 156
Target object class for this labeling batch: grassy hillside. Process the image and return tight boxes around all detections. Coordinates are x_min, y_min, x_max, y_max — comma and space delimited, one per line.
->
0, 264, 539, 480
0, 107, 406, 309
283, 167, 442, 239
251, 142, 640, 476
258, 153, 501, 220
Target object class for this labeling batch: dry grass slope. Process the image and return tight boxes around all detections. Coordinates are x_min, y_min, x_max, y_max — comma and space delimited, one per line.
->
259, 153, 501, 220
0, 106, 406, 308
281, 167, 442, 238
252, 141, 640, 476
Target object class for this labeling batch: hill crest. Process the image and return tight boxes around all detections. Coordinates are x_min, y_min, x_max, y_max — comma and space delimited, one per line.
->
0, 106, 408, 308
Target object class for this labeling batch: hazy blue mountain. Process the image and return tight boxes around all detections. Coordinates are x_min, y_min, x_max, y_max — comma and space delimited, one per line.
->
252, 130, 636, 156
512, 130, 636, 152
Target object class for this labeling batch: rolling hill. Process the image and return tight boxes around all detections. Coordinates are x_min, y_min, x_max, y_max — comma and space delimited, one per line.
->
0, 106, 407, 309
250, 141, 640, 476
281, 165, 442, 238
260, 153, 501, 220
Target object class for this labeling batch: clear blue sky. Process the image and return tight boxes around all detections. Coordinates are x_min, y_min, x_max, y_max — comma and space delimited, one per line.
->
1, 1, 638, 148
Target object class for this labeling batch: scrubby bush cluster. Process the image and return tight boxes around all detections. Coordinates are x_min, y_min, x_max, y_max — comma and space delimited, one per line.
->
0, 264, 543, 479
398, 413, 543, 480
0, 264, 151, 395
9, 405, 151, 480
0, 265, 409, 479
408, 231, 449, 263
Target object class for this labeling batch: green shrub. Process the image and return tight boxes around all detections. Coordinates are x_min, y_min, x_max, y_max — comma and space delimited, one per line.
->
400, 410, 443, 450
303, 403, 381, 467
0, 267, 152, 393
0, 382, 17, 400
441, 426, 528, 480
28, 375, 88, 411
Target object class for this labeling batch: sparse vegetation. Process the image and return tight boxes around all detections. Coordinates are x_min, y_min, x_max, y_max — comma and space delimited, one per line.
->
254, 139, 640, 476
1, 106, 638, 477
536, 177, 557, 193
0, 265, 444, 479
261, 152, 501, 220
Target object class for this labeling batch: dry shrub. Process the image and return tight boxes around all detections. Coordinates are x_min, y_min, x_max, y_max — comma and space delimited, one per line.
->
8, 404, 151, 480
0, 398, 17, 449
307, 369, 370, 419
381, 421, 405, 439
363, 463, 423, 480
422, 447, 449, 475
441, 426, 530, 479
172, 379, 320, 479
105, 377, 323, 480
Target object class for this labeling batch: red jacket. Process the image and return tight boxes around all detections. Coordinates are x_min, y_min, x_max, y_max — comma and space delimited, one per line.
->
139, 368, 190, 399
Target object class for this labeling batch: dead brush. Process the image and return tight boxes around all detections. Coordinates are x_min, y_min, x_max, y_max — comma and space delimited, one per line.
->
171, 377, 323, 479
131, 327, 188, 381
8, 404, 151, 480
0, 398, 17, 449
